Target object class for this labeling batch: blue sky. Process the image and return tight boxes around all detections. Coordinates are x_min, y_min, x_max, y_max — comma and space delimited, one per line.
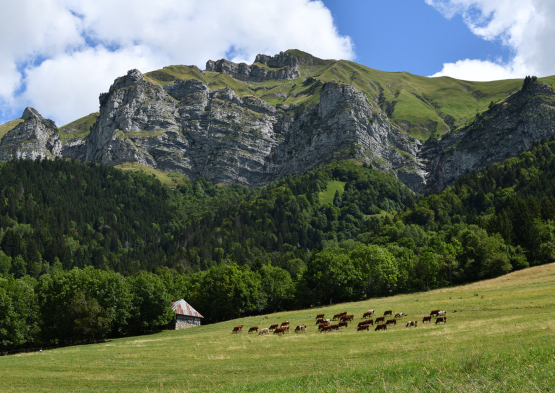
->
0, 0, 553, 126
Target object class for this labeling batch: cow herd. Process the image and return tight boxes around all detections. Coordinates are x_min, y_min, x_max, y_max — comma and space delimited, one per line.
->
232, 309, 448, 335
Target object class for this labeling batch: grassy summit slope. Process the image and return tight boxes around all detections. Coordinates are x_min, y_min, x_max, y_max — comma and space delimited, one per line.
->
59, 112, 98, 141
145, 49, 555, 141
0, 119, 24, 140
1, 262, 554, 392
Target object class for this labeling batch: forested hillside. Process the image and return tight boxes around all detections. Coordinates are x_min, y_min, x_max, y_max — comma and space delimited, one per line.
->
1, 136, 555, 351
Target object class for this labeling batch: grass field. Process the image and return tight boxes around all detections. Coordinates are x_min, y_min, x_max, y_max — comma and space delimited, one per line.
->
114, 162, 188, 189
0, 118, 24, 140
318, 180, 346, 205
2, 264, 555, 392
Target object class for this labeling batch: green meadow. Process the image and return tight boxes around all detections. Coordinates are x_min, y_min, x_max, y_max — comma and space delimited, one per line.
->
2, 263, 554, 392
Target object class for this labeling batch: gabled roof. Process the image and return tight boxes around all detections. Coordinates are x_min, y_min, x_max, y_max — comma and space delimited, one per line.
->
171, 299, 203, 318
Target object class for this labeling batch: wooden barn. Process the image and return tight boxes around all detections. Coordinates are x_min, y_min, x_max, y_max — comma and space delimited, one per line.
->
171, 299, 204, 329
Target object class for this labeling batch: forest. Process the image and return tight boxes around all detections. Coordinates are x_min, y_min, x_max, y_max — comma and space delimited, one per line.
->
1, 135, 555, 352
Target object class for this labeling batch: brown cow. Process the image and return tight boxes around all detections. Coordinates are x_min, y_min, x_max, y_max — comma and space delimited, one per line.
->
332, 313, 342, 321
316, 313, 325, 319
405, 320, 417, 328
384, 310, 392, 316
269, 324, 279, 331
375, 316, 385, 324
320, 326, 332, 333
318, 323, 329, 331
358, 319, 374, 327
430, 310, 440, 317
282, 325, 290, 333
281, 321, 289, 327
436, 317, 447, 324
395, 312, 405, 319
340, 311, 347, 316
375, 323, 387, 331
386, 319, 397, 325
357, 324, 369, 332
341, 314, 354, 322
422, 316, 432, 324
232, 326, 243, 334
315, 318, 325, 325
362, 310, 374, 318
295, 325, 307, 333
273, 327, 286, 335
248, 326, 258, 333
330, 324, 340, 331
338, 322, 348, 328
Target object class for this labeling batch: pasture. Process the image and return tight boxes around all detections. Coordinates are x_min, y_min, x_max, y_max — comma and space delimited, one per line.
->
2, 263, 555, 392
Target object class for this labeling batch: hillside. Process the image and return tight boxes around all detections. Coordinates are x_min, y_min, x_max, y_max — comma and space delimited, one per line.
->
1, 262, 554, 392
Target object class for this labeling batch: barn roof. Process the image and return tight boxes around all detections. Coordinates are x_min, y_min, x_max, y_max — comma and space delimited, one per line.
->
171, 299, 203, 318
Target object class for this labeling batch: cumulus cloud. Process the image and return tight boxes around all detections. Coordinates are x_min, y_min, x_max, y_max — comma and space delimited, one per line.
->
427, 0, 555, 81
0, 0, 354, 125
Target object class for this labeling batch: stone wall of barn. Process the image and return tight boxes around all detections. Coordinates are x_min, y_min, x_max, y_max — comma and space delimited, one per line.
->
175, 314, 201, 330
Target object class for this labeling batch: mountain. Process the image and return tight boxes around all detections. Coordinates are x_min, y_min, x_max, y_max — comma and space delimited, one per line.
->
1, 50, 555, 193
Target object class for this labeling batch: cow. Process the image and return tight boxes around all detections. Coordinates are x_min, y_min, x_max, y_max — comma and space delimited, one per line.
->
375, 323, 387, 331
282, 325, 290, 333
330, 324, 340, 331
375, 316, 385, 324
422, 316, 432, 324
248, 326, 258, 333
436, 317, 447, 324
274, 327, 286, 335
269, 324, 279, 331
358, 319, 374, 327
324, 319, 331, 324
430, 310, 440, 317
341, 315, 354, 322
332, 313, 342, 321
405, 321, 417, 328
386, 319, 397, 325
437, 311, 447, 318
316, 313, 325, 319
338, 322, 348, 328
340, 311, 347, 316
258, 328, 269, 335
295, 325, 307, 333
357, 324, 369, 332
315, 318, 326, 325
395, 312, 405, 319
362, 310, 374, 318
281, 321, 289, 327
232, 326, 243, 334
320, 326, 333, 333
318, 323, 329, 331
384, 310, 392, 316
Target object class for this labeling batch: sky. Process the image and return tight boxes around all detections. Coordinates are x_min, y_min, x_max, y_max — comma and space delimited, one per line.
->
1, 0, 554, 126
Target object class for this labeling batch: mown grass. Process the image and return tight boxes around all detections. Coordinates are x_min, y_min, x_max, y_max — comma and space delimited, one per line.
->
1, 263, 554, 392
59, 112, 98, 141
114, 162, 188, 189
318, 180, 346, 205
0, 118, 24, 140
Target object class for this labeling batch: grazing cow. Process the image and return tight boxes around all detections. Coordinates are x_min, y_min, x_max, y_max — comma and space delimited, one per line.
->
281, 321, 289, 327
318, 323, 329, 331
384, 310, 392, 316
436, 317, 447, 324
316, 314, 325, 319
232, 326, 243, 334
324, 319, 331, 324
422, 316, 432, 324
258, 328, 269, 335
375, 316, 385, 324
395, 312, 405, 319
386, 319, 397, 325
341, 315, 354, 322
248, 326, 258, 333
362, 310, 374, 318
357, 324, 369, 332
282, 325, 290, 333
332, 313, 342, 321
338, 322, 348, 328
358, 319, 374, 327
330, 324, 340, 331
269, 324, 279, 331
321, 326, 333, 333
430, 310, 440, 317
315, 318, 325, 325
405, 321, 417, 328
437, 311, 447, 318
295, 325, 307, 333
274, 327, 286, 335
340, 311, 347, 316
375, 323, 387, 331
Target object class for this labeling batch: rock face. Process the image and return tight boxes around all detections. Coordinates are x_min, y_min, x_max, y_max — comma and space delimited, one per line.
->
84, 68, 424, 188
206, 51, 300, 82
0, 107, 62, 161
423, 80, 555, 191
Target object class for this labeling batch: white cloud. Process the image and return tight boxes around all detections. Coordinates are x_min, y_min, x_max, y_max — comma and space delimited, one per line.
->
0, 0, 354, 125
426, 0, 555, 81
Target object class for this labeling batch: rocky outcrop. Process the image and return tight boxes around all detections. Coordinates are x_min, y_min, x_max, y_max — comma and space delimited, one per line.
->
206, 51, 300, 82
0, 107, 62, 161
84, 69, 424, 189
423, 80, 555, 190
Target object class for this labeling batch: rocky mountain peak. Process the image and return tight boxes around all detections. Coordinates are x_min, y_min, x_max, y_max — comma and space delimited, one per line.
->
21, 107, 44, 122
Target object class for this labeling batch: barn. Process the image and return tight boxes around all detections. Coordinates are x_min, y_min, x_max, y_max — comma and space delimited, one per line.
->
171, 299, 204, 329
